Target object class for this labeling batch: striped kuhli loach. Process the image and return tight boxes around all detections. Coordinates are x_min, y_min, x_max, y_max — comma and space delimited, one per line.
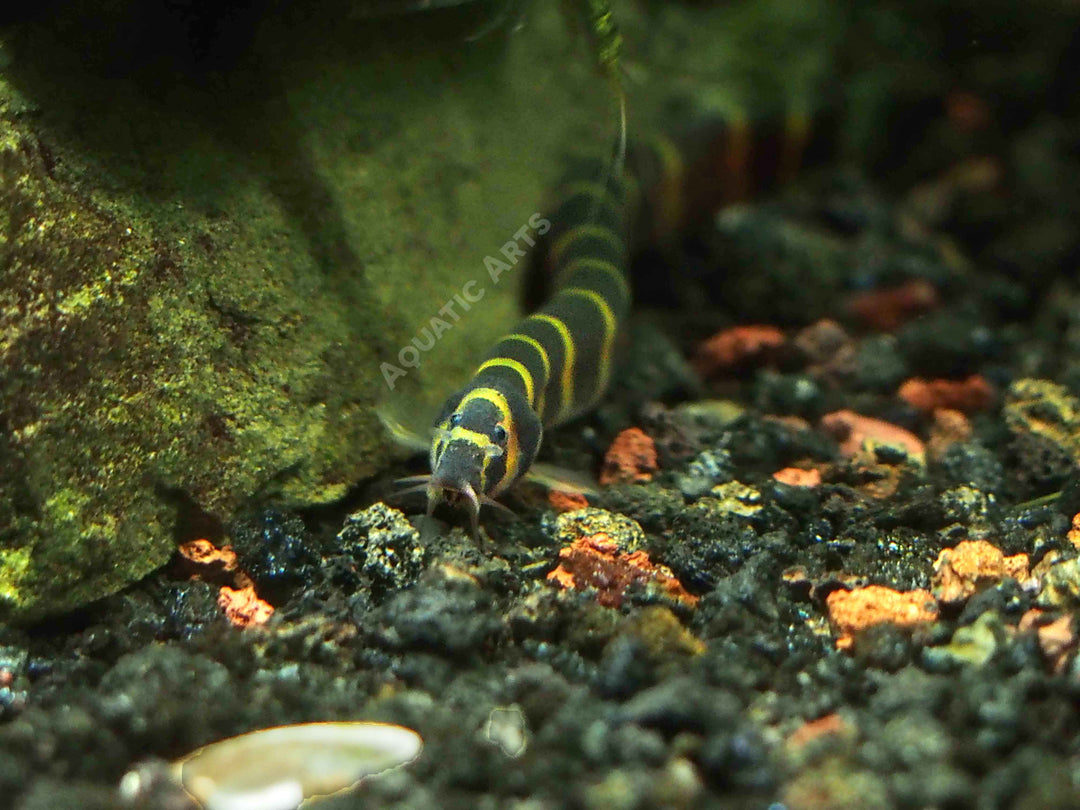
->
390, 112, 818, 536
422, 156, 634, 536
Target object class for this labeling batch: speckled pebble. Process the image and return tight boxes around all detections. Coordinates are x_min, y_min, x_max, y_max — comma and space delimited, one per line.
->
1035, 557, 1080, 609
674, 448, 735, 499
551, 507, 646, 551
337, 502, 425, 598
229, 511, 321, 603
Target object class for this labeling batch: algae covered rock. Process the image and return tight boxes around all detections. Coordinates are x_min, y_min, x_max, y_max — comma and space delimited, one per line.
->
0, 2, 607, 620
1003, 378, 1080, 449
1003, 378, 1080, 492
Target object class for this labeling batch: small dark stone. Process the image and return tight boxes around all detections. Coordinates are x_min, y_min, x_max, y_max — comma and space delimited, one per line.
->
873, 442, 909, 465
751, 371, 826, 419
957, 579, 1029, 626
0, 685, 26, 719
616, 676, 741, 736
596, 634, 656, 700
853, 623, 919, 672
937, 441, 1005, 495
337, 502, 425, 600
897, 310, 991, 378
372, 573, 500, 659
229, 510, 320, 603
1008, 432, 1076, 496
674, 448, 735, 500
161, 581, 222, 638
699, 727, 776, 791
853, 335, 908, 392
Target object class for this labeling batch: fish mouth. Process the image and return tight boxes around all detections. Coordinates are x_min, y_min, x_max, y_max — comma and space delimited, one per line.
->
389, 474, 497, 538
389, 474, 514, 538
427, 480, 481, 536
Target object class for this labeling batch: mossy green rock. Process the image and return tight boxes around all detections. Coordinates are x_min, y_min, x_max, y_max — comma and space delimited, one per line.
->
1003, 378, 1080, 458
0, 4, 606, 619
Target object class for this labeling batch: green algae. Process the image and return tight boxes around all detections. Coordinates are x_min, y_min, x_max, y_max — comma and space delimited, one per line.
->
923, 611, 1006, 669
0, 547, 30, 603
553, 507, 646, 551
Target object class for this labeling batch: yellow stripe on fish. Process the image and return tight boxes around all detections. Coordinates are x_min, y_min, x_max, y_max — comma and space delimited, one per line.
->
425, 112, 817, 535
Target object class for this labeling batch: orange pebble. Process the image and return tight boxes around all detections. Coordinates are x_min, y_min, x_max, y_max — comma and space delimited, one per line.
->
845, 279, 939, 331
772, 467, 822, 488
1018, 609, 1076, 674
547, 533, 697, 609
177, 537, 273, 629
826, 585, 937, 650
927, 408, 972, 460
692, 324, 785, 377
177, 538, 238, 574
549, 490, 589, 512
1067, 513, 1080, 551
898, 375, 995, 413
946, 90, 991, 133
932, 540, 1029, 604
218, 583, 274, 629
786, 713, 851, 751
820, 409, 925, 460
600, 427, 659, 485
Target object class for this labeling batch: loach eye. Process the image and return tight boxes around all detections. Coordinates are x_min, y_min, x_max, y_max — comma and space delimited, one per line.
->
491, 425, 507, 444
449, 413, 462, 427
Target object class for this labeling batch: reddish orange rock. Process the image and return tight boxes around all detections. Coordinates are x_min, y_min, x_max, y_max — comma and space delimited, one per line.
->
547, 532, 697, 609
946, 90, 991, 132
692, 324, 785, 377
825, 585, 938, 650
1067, 513, 1080, 551
218, 583, 274, 629
1018, 609, 1076, 674
898, 375, 995, 413
793, 319, 858, 380
927, 408, 973, 460
820, 409, 925, 461
549, 490, 589, 512
772, 467, 822, 488
932, 539, 1030, 604
177, 538, 239, 576
785, 713, 852, 752
793, 319, 851, 363
763, 414, 813, 433
845, 279, 939, 331
600, 427, 659, 485
177, 537, 273, 629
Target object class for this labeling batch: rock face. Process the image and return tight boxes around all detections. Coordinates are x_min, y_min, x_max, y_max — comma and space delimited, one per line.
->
0, 2, 604, 619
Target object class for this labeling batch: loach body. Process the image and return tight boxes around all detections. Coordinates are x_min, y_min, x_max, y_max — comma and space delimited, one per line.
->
419, 112, 819, 535
426, 162, 634, 534
425, 0, 630, 535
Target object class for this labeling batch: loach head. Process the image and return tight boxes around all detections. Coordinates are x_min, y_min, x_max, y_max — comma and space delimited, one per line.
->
427, 387, 541, 535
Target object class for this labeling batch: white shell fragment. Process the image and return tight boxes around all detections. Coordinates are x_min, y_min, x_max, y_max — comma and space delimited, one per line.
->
173, 721, 422, 810
484, 705, 528, 758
